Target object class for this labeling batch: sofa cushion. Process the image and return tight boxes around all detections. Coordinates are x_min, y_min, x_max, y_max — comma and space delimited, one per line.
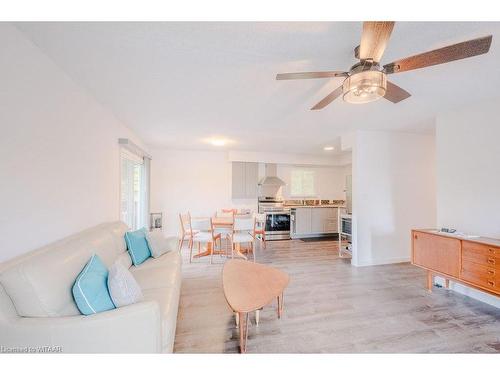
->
0, 222, 129, 318
125, 228, 151, 266
130, 259, 181, 291
133, 250, 181, 271
72, 254, 115, 315
146, 231, 172, 258
108, 261, 143, 308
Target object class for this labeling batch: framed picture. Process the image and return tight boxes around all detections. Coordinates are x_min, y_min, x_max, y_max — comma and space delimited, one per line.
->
149, 212, 163, 231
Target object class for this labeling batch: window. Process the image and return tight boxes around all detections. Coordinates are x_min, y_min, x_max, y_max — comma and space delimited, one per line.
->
290, 169, 315, 197
120, 148, 150, 230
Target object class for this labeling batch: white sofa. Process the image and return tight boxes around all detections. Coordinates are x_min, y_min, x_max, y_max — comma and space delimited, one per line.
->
0, 221, 181, 353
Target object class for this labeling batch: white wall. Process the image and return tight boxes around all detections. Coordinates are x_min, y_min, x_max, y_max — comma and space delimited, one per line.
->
436, 101, 500, 307
0, 24, 145, 262
150, 149, 236, 237
436, 103, 500, 238
352, 130, 436, 266
150, 148, 350, 237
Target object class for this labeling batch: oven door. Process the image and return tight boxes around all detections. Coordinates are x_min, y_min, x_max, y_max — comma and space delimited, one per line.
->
265, 212, 290, 240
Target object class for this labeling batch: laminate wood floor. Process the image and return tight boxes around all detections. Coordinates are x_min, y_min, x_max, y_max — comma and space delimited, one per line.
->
174, 239, 500, 353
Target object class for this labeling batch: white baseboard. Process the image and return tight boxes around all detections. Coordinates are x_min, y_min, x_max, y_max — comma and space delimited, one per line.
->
351, 256, 410, 267
433, 276, 500, 309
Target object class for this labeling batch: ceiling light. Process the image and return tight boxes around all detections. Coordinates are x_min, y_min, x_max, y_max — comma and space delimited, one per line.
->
210, 139, 226, 146
343, 70, 387, 104
323, 146, 334, 151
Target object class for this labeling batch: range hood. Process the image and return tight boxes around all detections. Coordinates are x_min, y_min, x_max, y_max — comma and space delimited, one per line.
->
258, 164, 286, 187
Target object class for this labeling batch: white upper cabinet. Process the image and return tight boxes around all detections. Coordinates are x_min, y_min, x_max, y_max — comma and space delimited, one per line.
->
232, 162, 258, 199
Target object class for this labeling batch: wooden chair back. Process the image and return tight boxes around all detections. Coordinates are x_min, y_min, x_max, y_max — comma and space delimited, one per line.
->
179, 212, 192, 235
217, 209, 236, 218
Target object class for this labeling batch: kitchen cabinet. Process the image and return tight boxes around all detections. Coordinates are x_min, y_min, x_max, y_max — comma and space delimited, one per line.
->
311, 208, 328, 233
292, 207, 339, 238
294, 208, 312, 236
324, 212, 338, 233
231, 162, 258, 199
244, 161, 258, 198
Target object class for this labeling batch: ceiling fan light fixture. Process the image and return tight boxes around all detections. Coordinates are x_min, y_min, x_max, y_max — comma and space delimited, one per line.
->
342, 70, 387, 104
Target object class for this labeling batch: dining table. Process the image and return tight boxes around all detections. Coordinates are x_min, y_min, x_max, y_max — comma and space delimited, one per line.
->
191, 215, 249, 260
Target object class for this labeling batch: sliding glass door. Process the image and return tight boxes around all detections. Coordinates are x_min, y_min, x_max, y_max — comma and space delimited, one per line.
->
120, 150, 148, 230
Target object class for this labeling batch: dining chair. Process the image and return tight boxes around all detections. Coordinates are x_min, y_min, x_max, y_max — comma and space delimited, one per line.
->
216, 209, 236, 218
189, 217, 222, 264
252, 213, 267, 249
214, 210, 235, 257
178, 212, 199, 251
231, 216, 256, 262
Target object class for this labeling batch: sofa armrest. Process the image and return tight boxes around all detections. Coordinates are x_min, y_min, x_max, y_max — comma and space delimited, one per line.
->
0, 301, 162, 353
165, 236, 180, 253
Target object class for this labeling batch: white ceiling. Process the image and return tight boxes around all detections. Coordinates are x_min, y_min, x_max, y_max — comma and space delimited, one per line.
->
14, 22, 500, 155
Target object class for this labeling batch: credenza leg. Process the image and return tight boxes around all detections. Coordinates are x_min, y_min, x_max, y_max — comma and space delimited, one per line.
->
445, 279, 450, 289
427, 270, 433, 292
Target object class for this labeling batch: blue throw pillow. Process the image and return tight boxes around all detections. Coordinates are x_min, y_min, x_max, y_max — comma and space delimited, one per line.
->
125, 228, 151, 266
72, 254, 115, 315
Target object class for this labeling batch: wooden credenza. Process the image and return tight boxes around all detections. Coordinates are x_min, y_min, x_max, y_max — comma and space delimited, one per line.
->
412, 229, 500, 296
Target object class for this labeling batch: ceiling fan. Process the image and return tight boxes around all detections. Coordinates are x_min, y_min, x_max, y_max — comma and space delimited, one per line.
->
276, 22, 493, 109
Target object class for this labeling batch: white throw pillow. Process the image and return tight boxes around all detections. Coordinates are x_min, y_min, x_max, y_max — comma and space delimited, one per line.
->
146, 231, 171, 258
107, 261, 143, 308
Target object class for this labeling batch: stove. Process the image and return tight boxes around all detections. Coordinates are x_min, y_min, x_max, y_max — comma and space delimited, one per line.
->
258, 197, 290, 240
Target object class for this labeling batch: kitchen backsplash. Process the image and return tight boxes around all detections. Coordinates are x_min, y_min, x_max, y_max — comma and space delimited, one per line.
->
284, 199, 345, 206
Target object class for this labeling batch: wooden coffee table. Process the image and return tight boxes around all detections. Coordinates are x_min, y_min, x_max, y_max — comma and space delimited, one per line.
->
222, 259, 289, 353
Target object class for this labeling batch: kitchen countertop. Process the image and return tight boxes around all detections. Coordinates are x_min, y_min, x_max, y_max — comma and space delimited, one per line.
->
413, 229, 500, 247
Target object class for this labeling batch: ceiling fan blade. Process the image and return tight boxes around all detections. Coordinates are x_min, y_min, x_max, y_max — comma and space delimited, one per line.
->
359, 21, 395, 63
384, 35, 493, 74
311, 85, 343, 110
276, 71, 348, 80
384, 81, 411, 103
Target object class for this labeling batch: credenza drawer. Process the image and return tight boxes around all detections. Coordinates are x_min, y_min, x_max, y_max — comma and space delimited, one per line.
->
462, 250, 500, 269
462, 241, 500, 256
461, 260, 500, 292
461, 260, 498, 278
